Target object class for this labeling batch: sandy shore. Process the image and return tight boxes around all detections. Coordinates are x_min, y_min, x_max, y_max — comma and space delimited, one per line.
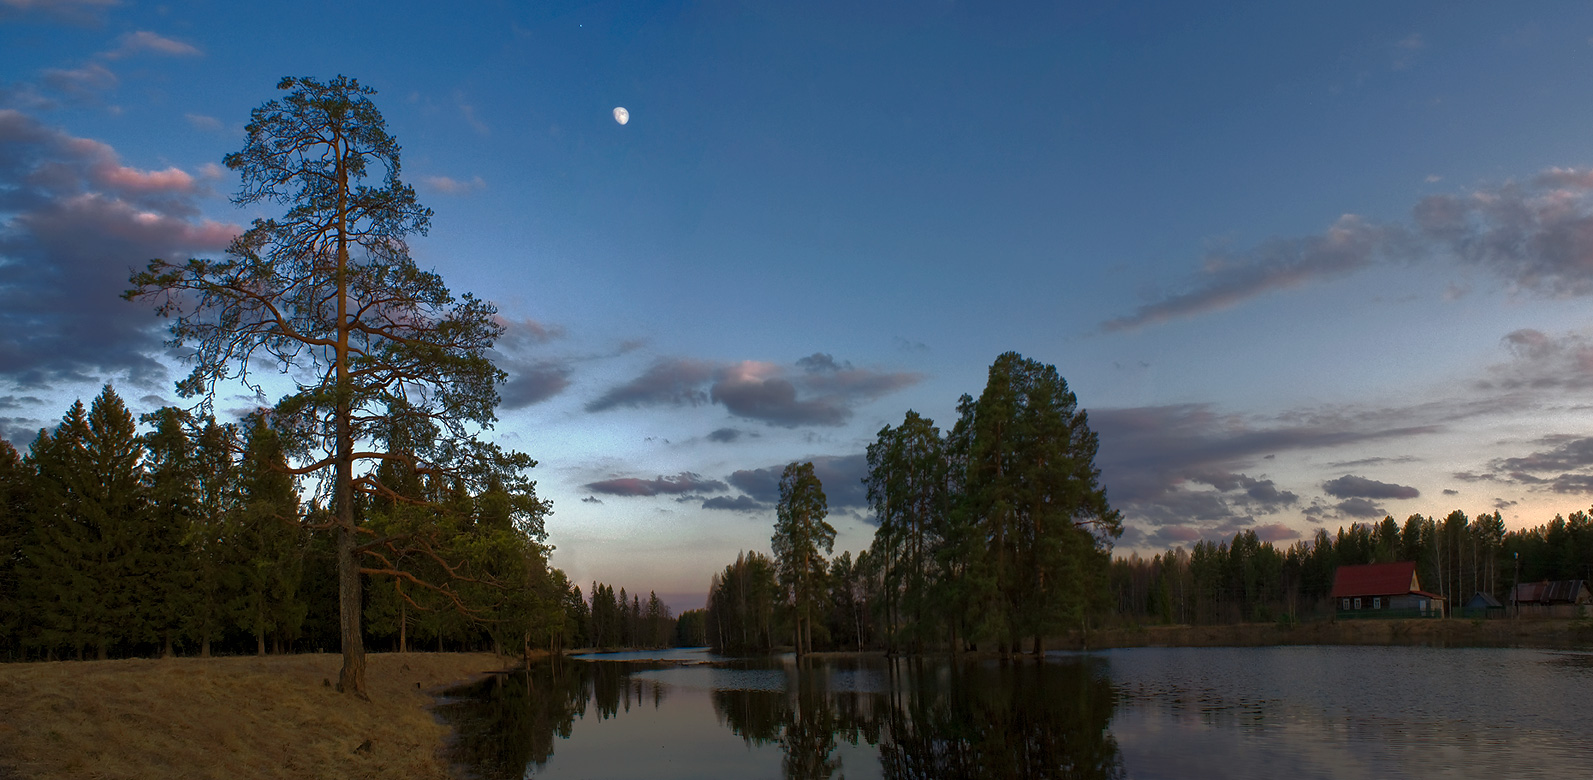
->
0, 651, 510, 780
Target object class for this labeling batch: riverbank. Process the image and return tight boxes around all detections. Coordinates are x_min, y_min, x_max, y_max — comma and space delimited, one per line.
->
1055, 617, 1593, 651
0, 651, 510, 780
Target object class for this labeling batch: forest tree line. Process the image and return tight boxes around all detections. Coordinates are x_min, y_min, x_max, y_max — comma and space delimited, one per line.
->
1108, 508, 1593, 625
706, 352, 1122, 657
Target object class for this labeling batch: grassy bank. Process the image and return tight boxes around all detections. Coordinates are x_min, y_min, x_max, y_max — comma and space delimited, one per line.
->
0, 651, 509, 780
1056, 618, 1593, 651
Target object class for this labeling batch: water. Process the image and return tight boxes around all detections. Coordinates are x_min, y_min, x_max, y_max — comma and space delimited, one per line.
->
433, 646, 1593, 779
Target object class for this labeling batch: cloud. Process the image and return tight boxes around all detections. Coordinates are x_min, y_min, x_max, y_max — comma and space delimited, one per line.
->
103, 31, 202, 59
185, 113, 222, 132
586, 358, 716, 412
1478, 328, 1593, 393
0, 0, 119, 23
725, 454, 869, 510
1105, 168, 1593, 330
581, 495, 603, 504
1254, 522, 1302, 543
1335, 497, 1387, 518
702, 495, 764, 512
499, 360, 571, 409
455, 90, 489, 135
1092, 402, 1449, 546
588, 355, 921, 427
486, 318, 572, 409
706, 427, 743, 443
1103, 215, 1398, 331
0, 110, 238, 392
584, 472, 728, 497
40, 63, 118, 100
1322, 474, 1420, 500
422, 175, 485, 195
1472, 435, 1593, 494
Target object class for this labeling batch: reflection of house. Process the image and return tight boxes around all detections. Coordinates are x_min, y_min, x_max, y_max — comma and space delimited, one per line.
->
1509, 581, 1592, 618
1461, 591, 1504, 619
1331, 561, 1445, 618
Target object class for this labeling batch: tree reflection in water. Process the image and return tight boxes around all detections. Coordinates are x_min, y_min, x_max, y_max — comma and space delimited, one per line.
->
438, 654, 1121, 780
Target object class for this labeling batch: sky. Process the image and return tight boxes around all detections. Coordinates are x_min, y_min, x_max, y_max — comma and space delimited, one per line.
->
8, 1, 1593, 614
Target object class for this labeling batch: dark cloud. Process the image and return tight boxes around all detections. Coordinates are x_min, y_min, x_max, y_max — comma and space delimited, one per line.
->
724, 453, 869, 511
588, 356, 920, 428
1104, 168, 1593, 330
581, 495, 603, 504
485, 318, 572, 409
585, 358, 715, 412
1442, 488, 1460, 496
1254, 522, 1302, 543
1104, 216, 1400, 331
1335, 498, 1387, 518
583, 471, 728, 497
701, 495, 764, 512
1322, 474, 1420, 500
498, 360, 571, 409
1475, 435, 1593, 494
1477, 329, 1593, 393
706, 427, 743, 443
1093, 403, 1437, 532
728, 467, 780, 504
0, 109, 236, 393
796, 353, 850, 373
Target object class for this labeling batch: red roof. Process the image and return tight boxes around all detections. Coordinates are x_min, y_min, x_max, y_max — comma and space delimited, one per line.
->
1331, 562, 1420, 598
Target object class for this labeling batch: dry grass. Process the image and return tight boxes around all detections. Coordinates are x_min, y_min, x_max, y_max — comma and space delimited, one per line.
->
0, 651, 511, 780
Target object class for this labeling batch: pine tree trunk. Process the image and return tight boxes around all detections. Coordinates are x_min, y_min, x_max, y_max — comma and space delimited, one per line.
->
336, 521, 366, 695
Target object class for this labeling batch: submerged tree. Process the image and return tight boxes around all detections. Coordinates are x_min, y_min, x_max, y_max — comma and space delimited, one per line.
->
127, 76, 526, 695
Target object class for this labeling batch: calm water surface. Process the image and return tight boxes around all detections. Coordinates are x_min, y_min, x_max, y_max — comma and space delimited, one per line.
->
434, 646, 1593, 779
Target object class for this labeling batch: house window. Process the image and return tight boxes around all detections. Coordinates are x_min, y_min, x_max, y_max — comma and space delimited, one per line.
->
1341, 598, 1350, 610
1373, 597, 1381, 609
1354, 597, 1362, 610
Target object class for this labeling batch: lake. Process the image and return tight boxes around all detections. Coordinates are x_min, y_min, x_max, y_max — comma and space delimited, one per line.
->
433, 645, 1593, 779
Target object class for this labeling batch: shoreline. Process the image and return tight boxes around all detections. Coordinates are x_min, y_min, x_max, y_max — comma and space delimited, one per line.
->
1055, 617, 1593, 652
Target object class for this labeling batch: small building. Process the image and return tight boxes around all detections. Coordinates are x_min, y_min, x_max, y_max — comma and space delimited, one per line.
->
1461, 591, 1505, 619
1509, 580, 1592, 618
1331, 561, 1445, 619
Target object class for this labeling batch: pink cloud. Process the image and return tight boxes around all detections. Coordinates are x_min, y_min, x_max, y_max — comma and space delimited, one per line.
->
93, 162, 195, 194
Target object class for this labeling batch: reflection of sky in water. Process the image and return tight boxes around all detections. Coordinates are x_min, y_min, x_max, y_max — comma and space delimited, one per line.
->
627, 658, 892, 694
1092, 646, 1593, 780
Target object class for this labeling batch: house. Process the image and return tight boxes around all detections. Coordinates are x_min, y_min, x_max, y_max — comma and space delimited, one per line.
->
1509, 580, 1592, 618
1461, 591, 1504, 619
1330, 561, 1445, 618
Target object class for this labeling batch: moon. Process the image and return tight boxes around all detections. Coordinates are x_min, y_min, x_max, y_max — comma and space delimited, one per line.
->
613, 107, 629, 125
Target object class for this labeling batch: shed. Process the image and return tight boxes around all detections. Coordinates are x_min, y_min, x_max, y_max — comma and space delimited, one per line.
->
1461, 591, 1504, 619
1509, 580, 1592, 618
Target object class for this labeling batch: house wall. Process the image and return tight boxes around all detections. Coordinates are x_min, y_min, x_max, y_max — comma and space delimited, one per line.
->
1334, 593, 1445, 619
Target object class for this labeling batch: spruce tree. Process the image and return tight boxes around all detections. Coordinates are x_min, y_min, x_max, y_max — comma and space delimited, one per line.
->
141, 407, 202, 657
231, 413, 305, 655
0, 438, 28, 660
190, 417, 239, 657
